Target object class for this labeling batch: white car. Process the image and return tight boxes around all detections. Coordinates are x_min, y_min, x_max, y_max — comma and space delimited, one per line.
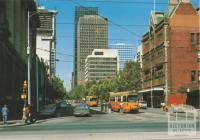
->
139, 101, 147, 109
170, 104, 195, 113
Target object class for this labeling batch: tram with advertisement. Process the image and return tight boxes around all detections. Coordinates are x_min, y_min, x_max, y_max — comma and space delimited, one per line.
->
109, 91, 140, 113
85, 96, 98, 107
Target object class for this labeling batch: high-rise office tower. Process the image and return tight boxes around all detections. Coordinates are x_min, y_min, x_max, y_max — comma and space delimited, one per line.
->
73, 7, 108, 85
73, 7, 98, 86
77, 15, 108, 85
110, 43, 135, 71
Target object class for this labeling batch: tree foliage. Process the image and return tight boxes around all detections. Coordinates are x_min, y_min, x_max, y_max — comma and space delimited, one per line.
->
51, 76, 67, 99
68, 61, 142, 100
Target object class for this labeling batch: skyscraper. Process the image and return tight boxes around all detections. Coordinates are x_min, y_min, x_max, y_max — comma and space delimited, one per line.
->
36, 6, 57, 77
73, 7, 98, 86
77, 15, 108, 84
110, 43, 135, 71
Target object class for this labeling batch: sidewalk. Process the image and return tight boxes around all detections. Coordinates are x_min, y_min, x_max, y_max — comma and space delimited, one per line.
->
0, 120, 26, 128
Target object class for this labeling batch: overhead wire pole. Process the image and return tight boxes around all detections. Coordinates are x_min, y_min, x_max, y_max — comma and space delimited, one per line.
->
27, 11, 39, 106
150, 0, 156, 108
27, 11, 31, 105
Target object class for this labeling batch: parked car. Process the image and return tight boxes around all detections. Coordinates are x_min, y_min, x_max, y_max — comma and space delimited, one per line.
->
73, 103, 91, 117
40, 104, 57, 116
170, 104, 195, 113
139, 101, 147, 109
55, 101, 74, 117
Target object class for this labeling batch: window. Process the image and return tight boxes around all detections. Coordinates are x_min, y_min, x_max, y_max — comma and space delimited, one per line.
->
191, 70, 196, 81
197, 33, 200, 44
198, 51, 200, 62
198, 71, 200, 81
94, 51, 104, 55
190, 33, 195, 48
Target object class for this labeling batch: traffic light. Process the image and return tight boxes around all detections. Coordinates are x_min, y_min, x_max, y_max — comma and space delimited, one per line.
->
22, 80, 27, 94
21, 80, 28, 100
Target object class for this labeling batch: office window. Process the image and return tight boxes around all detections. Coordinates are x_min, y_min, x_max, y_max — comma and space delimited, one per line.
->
191, 70, 196, 81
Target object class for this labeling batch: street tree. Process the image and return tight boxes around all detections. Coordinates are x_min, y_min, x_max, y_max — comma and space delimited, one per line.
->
51, 76, 67, 99
119, 61, 142, 92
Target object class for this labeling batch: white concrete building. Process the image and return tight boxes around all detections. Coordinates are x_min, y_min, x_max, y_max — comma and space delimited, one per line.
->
135, 44, 143, 68
85, 49, 118, 81
36, 6, 57, 76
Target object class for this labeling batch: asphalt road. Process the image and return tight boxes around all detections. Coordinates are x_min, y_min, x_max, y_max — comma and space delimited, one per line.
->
0, 108, 199, 140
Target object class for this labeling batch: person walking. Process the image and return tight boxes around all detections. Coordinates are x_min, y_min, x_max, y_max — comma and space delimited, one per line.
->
23, 105, 30, 123
1, 104, 9, 125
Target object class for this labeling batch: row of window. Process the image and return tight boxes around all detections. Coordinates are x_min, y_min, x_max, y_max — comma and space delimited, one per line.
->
87, 73, 116, 76
87, 69, 116, 73
143, 46, 164, 64
87, 65, 117, 69
190, 33, 200, 47
191, 70, 200, 81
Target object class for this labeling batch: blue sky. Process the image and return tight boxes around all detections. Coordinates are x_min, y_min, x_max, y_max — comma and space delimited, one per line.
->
36, 0, 199, 90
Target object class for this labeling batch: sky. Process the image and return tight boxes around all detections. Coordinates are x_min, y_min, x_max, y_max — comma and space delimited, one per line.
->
36, 0, 199, 90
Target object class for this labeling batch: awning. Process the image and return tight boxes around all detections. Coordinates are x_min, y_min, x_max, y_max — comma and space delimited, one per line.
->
138, 87, 164, 93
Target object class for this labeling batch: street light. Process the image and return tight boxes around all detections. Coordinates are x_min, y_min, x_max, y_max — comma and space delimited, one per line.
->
27, 11, 39, 105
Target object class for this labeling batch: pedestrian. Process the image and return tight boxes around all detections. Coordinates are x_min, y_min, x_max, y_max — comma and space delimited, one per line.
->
108, 102, 111, 113
1, 104, 9, 125
23, 105, 30, 123
22, 104, 27, 121
29, 104, 37, 123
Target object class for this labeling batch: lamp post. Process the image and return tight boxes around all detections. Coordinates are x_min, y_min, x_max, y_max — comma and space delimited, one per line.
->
27, 11, 31, 105
27, 11, 39, 105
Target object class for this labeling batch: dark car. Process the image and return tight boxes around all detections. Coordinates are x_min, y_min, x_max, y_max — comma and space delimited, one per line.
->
73, 103, 91, 117
55, 101, 74, 117
40, 104, 57, 117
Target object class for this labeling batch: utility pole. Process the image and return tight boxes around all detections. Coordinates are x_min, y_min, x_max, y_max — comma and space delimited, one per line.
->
164, 24, 169, 106
27, 11, 31, 105
36, 56, 39, 113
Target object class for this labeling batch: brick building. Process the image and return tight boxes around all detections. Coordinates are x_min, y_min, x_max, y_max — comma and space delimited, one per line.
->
140, 0, 200, 108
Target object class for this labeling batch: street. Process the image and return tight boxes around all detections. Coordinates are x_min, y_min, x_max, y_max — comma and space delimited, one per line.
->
0, 108, 199, 140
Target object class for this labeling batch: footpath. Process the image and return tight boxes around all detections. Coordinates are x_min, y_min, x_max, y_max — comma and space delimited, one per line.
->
0, 120, 26, 128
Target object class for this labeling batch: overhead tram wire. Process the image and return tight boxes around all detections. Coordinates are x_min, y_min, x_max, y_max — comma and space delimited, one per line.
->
57, 35, 142, 42
68, 0, 142, 39
37, 48, 73, 57
57, 22, 149, 27
51, 0, 167, 5
51, 0, 199, 6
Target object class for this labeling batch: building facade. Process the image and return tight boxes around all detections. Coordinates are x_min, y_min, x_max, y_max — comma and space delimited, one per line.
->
0, 0, 41, 118
135, 44, 143, 67
73, 7, 98, 86
36, 6, 57, 77
85, 49, 118, 81
110, 43, 135, 71
141, 0, 200, 107
77, 15, 108, 85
